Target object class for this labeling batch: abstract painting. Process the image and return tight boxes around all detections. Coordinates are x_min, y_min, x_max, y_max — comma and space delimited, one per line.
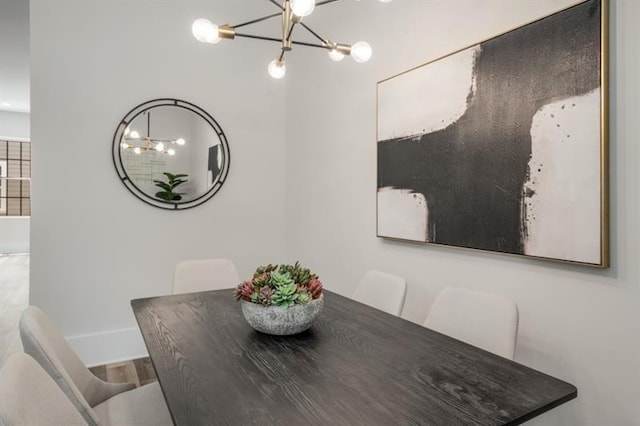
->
377, 0, 608, 267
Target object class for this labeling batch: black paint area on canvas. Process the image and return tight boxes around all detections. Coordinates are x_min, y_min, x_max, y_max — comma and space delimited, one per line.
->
377, 0, 600, 254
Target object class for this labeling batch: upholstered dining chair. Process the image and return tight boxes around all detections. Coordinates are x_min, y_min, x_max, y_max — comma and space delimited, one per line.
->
19, 306, 172, 426
352, 270, 407, 316
423, 286, 519, 359
173, 257, 241, 294
0, 352, 87, 425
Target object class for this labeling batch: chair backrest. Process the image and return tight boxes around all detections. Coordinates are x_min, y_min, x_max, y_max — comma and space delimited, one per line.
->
352, 270, 407, 316
424, 286, 519, 359
20, 306, 134, 425
0, 353, 88, 425
173, 258, 240, 294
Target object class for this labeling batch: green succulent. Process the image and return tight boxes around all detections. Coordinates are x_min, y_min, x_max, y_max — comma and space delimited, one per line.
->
252, 273, 271, 288
297, 290, 312, 304
253, 264, 278, 278
250, 291, 260, 304
271, 282, 298, 308
278, 261, 317, 286
270, 270, 295, 288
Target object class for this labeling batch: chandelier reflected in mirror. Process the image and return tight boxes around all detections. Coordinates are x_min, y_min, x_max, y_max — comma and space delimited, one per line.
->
192, 0, 391, 79
120, 112, 186, 156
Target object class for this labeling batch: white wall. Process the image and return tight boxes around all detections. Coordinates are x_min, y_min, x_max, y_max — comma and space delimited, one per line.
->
286, 1, 639, 425
30, 0, 288, 365
0, 111, 29, 141
0, 111, 30, 253
0, 217, 29, 253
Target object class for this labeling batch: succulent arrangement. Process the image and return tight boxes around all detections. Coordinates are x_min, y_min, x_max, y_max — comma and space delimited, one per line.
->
235, 262, 323, 308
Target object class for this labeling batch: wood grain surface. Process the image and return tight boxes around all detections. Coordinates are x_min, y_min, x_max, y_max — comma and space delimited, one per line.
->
132, 290, 576, 426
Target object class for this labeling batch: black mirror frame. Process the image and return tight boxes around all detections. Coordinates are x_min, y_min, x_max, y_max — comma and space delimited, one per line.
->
112, 99, 230, 210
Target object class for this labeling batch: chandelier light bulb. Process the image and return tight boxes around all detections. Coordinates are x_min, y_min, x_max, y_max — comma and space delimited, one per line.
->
155, 143, 164, 152
129, 130, 140, 139
380, 0, 392, 2
176, 138, 186, 146
168, 148, 176, 156
291, 0, 315, 17
192, 19, 221, 44
121, 142, 129, 149
328, 48, 345, 62
351, 41, 372, 63
124, 127, 130, 136
268, 59, 286, 79
133, 147, 142, 155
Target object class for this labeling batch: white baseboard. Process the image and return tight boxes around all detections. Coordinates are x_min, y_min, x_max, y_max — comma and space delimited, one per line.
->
67, 327, 148, 368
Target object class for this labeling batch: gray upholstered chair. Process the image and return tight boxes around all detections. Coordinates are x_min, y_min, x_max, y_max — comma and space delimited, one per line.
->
352, 270, 407, 316
0, 352, 87, 425
424, 286, 519, 359
173, 258, 240, 294
19, 306, 172, 426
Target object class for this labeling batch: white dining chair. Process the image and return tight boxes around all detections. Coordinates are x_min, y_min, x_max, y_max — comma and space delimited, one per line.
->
423, 286, 519, 359
0, 352, 87, 425
173, 258, 241, 294
352, 270, 407, 316
19, 305, 172, 426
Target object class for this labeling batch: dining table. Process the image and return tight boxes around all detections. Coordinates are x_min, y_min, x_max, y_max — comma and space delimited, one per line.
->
131, 289, 576, 426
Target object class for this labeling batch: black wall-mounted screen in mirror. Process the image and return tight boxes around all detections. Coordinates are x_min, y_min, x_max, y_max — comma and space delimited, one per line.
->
112, 99, 230, 210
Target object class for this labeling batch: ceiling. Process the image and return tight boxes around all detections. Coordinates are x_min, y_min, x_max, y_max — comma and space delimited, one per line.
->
0, 0, 29, 113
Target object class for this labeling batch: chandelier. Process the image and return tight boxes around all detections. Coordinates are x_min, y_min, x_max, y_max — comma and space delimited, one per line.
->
120, 112, 186, 156
192, 0, 391, 79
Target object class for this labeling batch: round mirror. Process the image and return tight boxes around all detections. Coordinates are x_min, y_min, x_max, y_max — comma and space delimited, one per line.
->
112, 99, 230, 210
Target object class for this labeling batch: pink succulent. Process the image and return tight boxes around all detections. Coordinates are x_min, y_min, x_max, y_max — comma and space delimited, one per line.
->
259, 286, 275, 305
307, 278, 323, 299
235, 281, 255, 301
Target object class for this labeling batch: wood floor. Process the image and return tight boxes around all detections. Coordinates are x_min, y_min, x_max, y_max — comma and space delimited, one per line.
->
89, 357, 157, 387
0, 254, 29, 366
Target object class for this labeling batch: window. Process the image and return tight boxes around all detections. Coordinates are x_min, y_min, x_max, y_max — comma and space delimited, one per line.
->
0, 140, 30, 216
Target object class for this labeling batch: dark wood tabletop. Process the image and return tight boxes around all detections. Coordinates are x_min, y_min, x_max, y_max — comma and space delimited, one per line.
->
132, 290, 576, 426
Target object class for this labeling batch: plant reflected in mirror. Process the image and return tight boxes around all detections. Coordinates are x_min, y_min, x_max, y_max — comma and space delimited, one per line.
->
154, 172, 189, 202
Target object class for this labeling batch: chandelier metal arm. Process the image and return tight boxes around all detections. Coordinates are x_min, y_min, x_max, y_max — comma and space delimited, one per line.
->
234, 32, 327, 49
233, 0, 343, 33
267, 0, 284, 10
299, 22, 327, 44
286, 22, 297, 45
124, 137, 177, 143
266, 0, 342, 10
233, 12, 282, 29
291, 39, 328, 49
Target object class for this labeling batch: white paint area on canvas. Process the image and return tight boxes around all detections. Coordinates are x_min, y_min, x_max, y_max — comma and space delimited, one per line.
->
377, 46, 479, 142
523, 88, 601, 264
377, 187, 428, 242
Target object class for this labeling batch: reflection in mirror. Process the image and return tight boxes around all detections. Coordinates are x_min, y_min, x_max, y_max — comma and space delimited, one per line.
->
112, 99, 229, 210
